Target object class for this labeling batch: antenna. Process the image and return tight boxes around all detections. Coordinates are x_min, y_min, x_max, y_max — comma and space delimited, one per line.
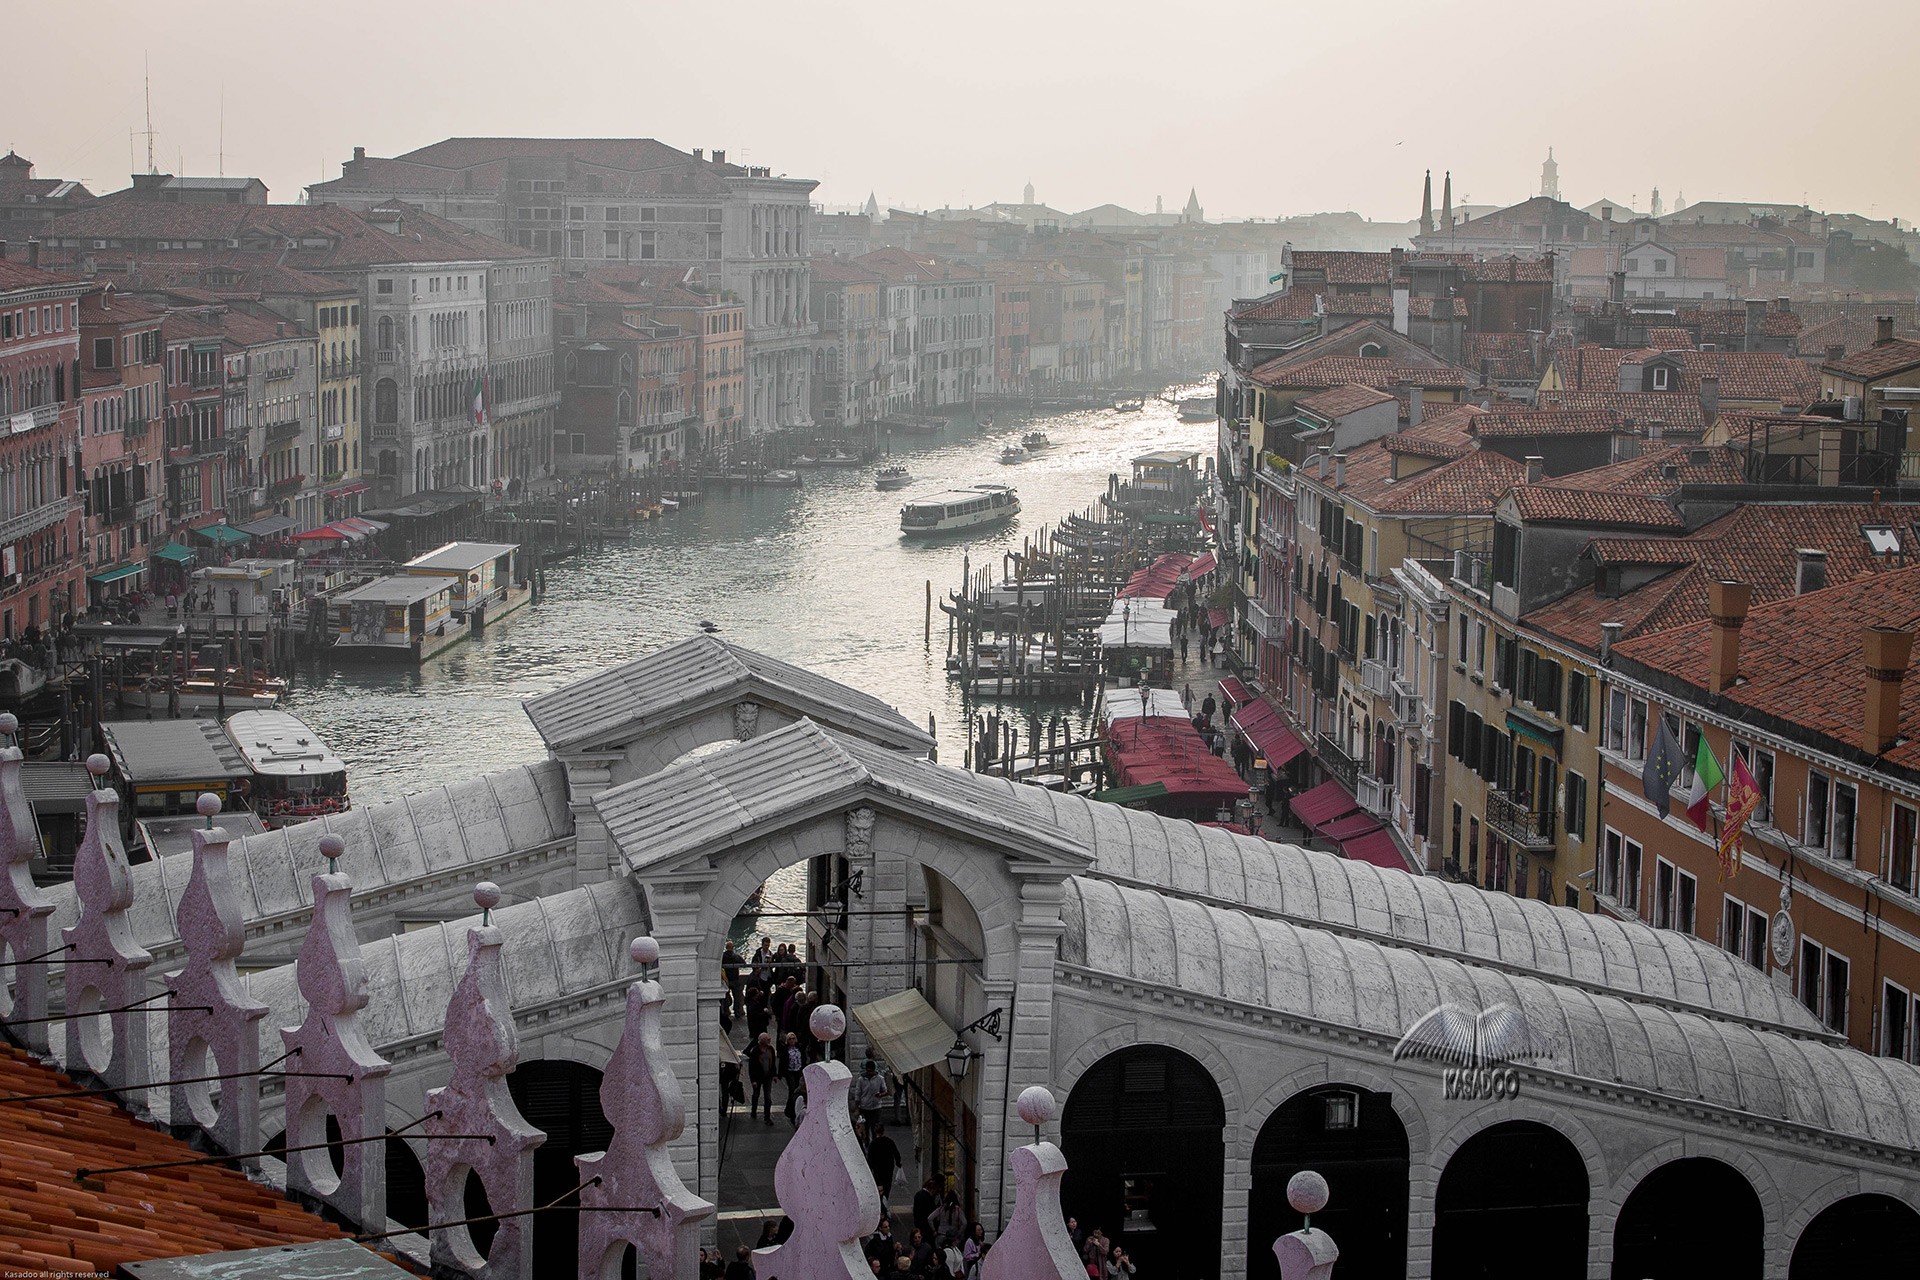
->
142, 55, 156, 174
218, 87, 224, 178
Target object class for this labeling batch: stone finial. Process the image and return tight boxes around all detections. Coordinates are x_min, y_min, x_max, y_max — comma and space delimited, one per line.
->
164, 801, 268, 1159
577, 936, 714, 1280
1017, 1085, 1056, 1131
844, 806, 876, 861
1273, 1171, 1338, 1280
0, 712, 53, 1053
980, 1140, 1082, 1280
425, 886, 545, 1280
733, 700, 760, 741
752, 1004, 877, 1280
279, 865, 391, 1228
62, 753, 152, 1099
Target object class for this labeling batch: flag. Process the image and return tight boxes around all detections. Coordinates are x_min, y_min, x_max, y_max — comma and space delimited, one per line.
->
1717, 754, 1763, 880
1642, 716, 1685, 815
470, 374, 487, 427
1682, 735, 1725, 830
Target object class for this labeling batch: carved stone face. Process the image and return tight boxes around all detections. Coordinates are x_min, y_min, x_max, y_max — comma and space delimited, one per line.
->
734, 701, 761, 741
846, 806, 876, 860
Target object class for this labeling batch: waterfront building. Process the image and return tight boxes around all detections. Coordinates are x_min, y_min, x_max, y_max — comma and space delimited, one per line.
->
553, 273, 697, 473
0, 252, 87, 634
158, 309, 233, 540
214, 307, 321, 532
25, 634, 1920, 1277
807, 255, 886, 430
311, 139, 816, 434
77, 287, 166, 605
855, 248, 995, 410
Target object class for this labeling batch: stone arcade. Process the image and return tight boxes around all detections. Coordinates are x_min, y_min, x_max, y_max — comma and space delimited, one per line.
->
22, 642, 1920, 1277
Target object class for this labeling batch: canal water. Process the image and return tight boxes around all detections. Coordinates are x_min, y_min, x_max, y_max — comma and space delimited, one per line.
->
291, 392, 1214, 940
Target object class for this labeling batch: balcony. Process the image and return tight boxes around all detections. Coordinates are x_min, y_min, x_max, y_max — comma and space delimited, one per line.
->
375, 349, 399, 365
134, 495, 158, 522
321, 358, 361, 380
265, 418, 304, 443
267, 474, 304, 498
264, 366, 297, 382
1317, 734, 1359, 791
1244, 598, 1278, 643
0, 497, 73, 545
1360, 657, 1393, 697
5, 403, 61, 434
1486, 789, 1556, 852
122, 417, 151, 440
1357, 775, 1395, 821
1391, 679, 1421, 726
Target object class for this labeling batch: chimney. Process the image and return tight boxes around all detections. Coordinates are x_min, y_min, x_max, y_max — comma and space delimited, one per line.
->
1775, 296, 1791, 314
1479, 356, 1492, 388
693, 148, 704, 161
1525, 455, 1545, 483
24, 239, 37, 268
1406, 383, 1424, 426
1611, 270, 1627, 304
1600, 621, 1624, 665
1617, 359, 1643, 392
1707, 580, 1754, 693
1603, 205, 1614, 222
1698, 373, 1720, 424
1863, 626, 1914, 755
712, 149, 727, 165
352, 145, 366, 162
1392, 280, 1410, 335
1877, 315, 1896, 345
1391, 246, 1405, 271
1827, 343, 1847, 364
1333, 451, 1348, 488
1647, 420, 1664, 446
1317, 444, 1332, 478
1795, 548, 1828, 595
0, 240, 7, 262
1744, 299, 1766, 350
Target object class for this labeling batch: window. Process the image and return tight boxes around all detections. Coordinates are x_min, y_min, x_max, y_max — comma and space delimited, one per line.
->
1603, 828, 1641, 911
1472, 621, 1487, 676
1451, 802, 1463, 866
1653, 258, 1669, 273
1626, 259, 1640, 273
1832, 781, 1857, 862
1455, 619, 1469, 667
1806, 770, 1831, 849
1605, 686, 1628, 753
1732, 741, 1774, 823
1653, 858, 1696, 933
1565, 771, 1587, 841
377, 278, 394, 295
1883, 981, 1914, 1062
1567, 671, 1590, 731
1467, 816, 1480, 880
1721, 896, 1768, 970
1651, 366, 1671, 391
1891, 804, 1918, 896
93, 337, 114, 369
605, 229, 623, 258
1628, 698, 1648, 760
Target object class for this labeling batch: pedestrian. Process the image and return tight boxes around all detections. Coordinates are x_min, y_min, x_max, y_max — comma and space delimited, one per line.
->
866, 1120, 902, 1207
1181, 682, 1192, 709
863, 1215, 897, 1266
913, 1176, 941, 1238
747, 1031, 778, 1124
962, 1223, 988, 1275
851, 1057, 890, 1130
722, 941, 745, 1016
781, 1032, 805, 1124
755, 1222, 780, 1249
746, 984, 771, 1043
1104, 1246, 1135, 1280
723, 1245, 755, 1280
931, 1191, 965, 1247
1201, 693, 1216, 723
1179, 632, 1189, 661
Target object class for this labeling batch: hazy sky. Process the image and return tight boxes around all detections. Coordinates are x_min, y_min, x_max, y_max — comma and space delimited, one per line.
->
14, 0, 1920, 226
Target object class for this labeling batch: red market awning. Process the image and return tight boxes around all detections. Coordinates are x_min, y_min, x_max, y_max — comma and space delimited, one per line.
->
1206, 607, 1229, 630
1317, 812, 1382, 842
1229, 698, 1307, 767
1217, 676, 1252, 709
1291, 779, 1359, 829
326, 480, 370, 498
288, 526, 347, 542
1116, 552, 1195, 602
1105, 718, 1250, 804
1188, 552, 1217, 579
1341, 828, 1412, 872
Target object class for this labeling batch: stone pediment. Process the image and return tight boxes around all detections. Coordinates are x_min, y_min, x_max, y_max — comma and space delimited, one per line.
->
592, 719, 1091, 881
525, 634, 934, 758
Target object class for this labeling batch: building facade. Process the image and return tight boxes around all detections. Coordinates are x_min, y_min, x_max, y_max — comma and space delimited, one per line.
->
77, 288, 165, 604
0, 257, 87, 633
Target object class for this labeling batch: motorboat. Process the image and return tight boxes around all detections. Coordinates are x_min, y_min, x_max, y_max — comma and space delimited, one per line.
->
1178, 395, 1215, 422
815, 451, 864, 468
1021, 432, 1052, 451
901, 484, 1021, 535
875, 464, 914, 490
999, 444, 1028, 465
763, 469, 802, 487
1114, 399, 1145, 413
225, 709, 349, 828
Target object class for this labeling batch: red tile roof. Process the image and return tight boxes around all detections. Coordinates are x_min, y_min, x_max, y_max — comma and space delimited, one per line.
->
1506, 486, 1685, 530
0, 259, 83, 293
1255, 355, 1473, 391
1470, 409, 1624, 438
1295, 383, 1396, 419
1643, 327, 1695, 350
1824, 338, 1920, 381
1679, 306, 1801, 339
1610, 563, 1920, 771
853, 246, 981, 282
1462, 332, 1539, 383
810, 255, 885, 285
1371, 449, 1529, 513
1551, 444, 1747, 493
1469, 256, 1555, 283
0, 1044, 348, 1275
1536, 390, 1707, 432
46, 202, 534, 266
1233, 290, 1470, 323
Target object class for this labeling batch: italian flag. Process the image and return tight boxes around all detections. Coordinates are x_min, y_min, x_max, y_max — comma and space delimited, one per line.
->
1683, 737, 1725, 830
470, 374, 487, 427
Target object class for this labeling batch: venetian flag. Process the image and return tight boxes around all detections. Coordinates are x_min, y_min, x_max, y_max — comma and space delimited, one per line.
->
470, 374, 487, 427
1683, 737, 1725, 831
1718, 754, 1763, 880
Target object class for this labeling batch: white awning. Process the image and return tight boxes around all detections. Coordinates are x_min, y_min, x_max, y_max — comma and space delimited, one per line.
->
850, 988, 957, 1074
1098, 602, 1176, 651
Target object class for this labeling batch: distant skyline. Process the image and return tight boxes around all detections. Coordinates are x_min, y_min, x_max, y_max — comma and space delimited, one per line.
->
12, 0, 1920, 228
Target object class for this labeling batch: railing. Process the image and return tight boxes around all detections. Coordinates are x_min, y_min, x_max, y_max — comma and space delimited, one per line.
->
321, 359, 361, 380
376, 349, 398, 365
122, 417, 151, 439
1357, 775, 1395, 820
1244, 598, 1278, 642
265, 419, 303, 443
267, 474, 304, 498
1361, 657, 1392, 697
1391, 680, 1421, 727
368, 422, 399, 439
5, 403, 62, 434
1317, 734, 1360, 791
0, 497, 73, 545
133, 495, 158, 522
1486, 789, 1556, 851
264, 366, 297, 382
190, 371, 222, 390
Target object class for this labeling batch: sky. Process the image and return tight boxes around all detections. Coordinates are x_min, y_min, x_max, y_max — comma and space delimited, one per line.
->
13, 0, 1920, 227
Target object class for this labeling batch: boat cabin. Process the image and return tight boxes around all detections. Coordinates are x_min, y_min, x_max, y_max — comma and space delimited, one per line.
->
99, 718, 259, 860
1129, 450, 1202, 494
403, 541, 520, 619
191, 559, 299, 632
330, 575, 459, 658
224, 709, 349, 828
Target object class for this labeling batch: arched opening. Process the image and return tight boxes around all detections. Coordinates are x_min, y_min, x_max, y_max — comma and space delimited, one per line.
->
1613, 1157, 1761, 1278
1062, 1045, 1225, 1280
375, 378, 398, 425
507, 1059, 612, 1277
1791, 1193, 1920, 1277
1433, 1120, 1587, 1280
384, 1137, 429, 1231
1248, 1085, 1407, 1280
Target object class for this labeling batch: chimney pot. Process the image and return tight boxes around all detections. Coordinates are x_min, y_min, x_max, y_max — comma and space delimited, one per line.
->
1878, 315, 1896, 345
1863, 626, 1914, 755
1525, 455, 1545, 483
1600, 620, 1624, 665
1698, 372, 1721, 423
1333, 452, 1348, 488
1775, 296, 1791, 314
1827, 343, 1847, 364
1405, 383, 1425, 426
712, 149, 727, 165
352, 145, 365, 162
1316, 444, 1332, 478
1795, 547, 1829, 595
1708, 580, 1754, 692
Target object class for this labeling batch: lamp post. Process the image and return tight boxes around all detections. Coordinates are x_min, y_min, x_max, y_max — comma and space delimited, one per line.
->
942, 1007, 1004, 1082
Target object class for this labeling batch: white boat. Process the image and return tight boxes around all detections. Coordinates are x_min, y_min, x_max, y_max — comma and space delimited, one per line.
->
764, 469, 801, 487
1021, 432, 1052, 451
875, 464, 914, 490
1114, 399, 1145, 413
1000, 444, 1028, 465
225, 708, 349, 828
977, 576, 1063, 609
816, 451, 863, 468
900, 484, 1021, 535
1178, 396, 1215, 422
114, 677, 280, 714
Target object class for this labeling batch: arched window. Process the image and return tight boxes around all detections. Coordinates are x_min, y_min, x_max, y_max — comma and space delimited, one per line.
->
377, 316, 394, 352
616, 391, 632, 424
374, 378, 398, 425
1359, 341, 1385, 357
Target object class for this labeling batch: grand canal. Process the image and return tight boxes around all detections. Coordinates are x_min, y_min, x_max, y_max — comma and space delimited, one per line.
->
293, 394, 1215, 809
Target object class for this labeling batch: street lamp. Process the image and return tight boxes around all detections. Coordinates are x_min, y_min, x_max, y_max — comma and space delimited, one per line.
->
943, 1007, 1005, 1081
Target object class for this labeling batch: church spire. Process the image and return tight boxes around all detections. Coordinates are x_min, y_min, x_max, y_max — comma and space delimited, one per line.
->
1420, 170, 1434, 236
1441, 171, 1453, 233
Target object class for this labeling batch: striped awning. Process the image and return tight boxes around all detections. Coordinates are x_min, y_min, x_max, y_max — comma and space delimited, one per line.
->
851, 988, 957, 1074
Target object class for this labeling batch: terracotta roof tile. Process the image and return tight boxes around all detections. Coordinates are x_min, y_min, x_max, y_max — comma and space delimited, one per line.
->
0, 1044, 347, 1273
1295, 382, 1396, 419
0, 260, 84, 292
1678, 307, 1801, 339
1462, 332, 1539, 382
1551, 444, 1747, 493
1644, 327, 1696, 349
1371, 449, 1528, 513
1468, 256, 1555, 283
1507, 486, 1685, 530
1470, 409, 1625, 438
853, 246, 981, 283
1536, 390, 1707, 432
1254, 355, 1472, 391
1824, 338, 1920, 381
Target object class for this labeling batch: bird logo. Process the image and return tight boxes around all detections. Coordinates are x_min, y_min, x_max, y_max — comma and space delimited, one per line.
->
1393, 1002, 1554, 1099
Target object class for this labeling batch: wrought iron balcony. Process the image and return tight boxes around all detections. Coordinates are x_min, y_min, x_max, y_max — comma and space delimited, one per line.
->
265, 418, 304, 443
267, 474, 304, 498
1486, 789, 1556, 852
1317, 734, 1359, 791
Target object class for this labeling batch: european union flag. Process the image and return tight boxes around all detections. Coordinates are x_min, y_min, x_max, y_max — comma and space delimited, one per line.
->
1642, 716, 1685, 816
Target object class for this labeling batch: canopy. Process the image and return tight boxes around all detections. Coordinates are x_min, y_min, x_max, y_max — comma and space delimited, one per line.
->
1187, 552, 1217, 579
1116, 552, 1194, 602
1093, 781, 1171, 806
193, 523, 251, 546
1291, 778, 1360, 829
1206, 607, 1229, 630
850, 988, 956, 1074
337, 516, 389, 535
1506, 707, 1563, 748
288, 526, 347, 543
88, 564, 145, 586
1342, 828, 1411, 872
1217, 676, 1252, 709
152, 542, 196, 565
1317, 812, 1382, 842
1098, 602, 1176, 651
1229, 698, 1308, 768
1103, 686, 1189, 724
1105, 719, 1250, 803
235, 515, 296, 538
